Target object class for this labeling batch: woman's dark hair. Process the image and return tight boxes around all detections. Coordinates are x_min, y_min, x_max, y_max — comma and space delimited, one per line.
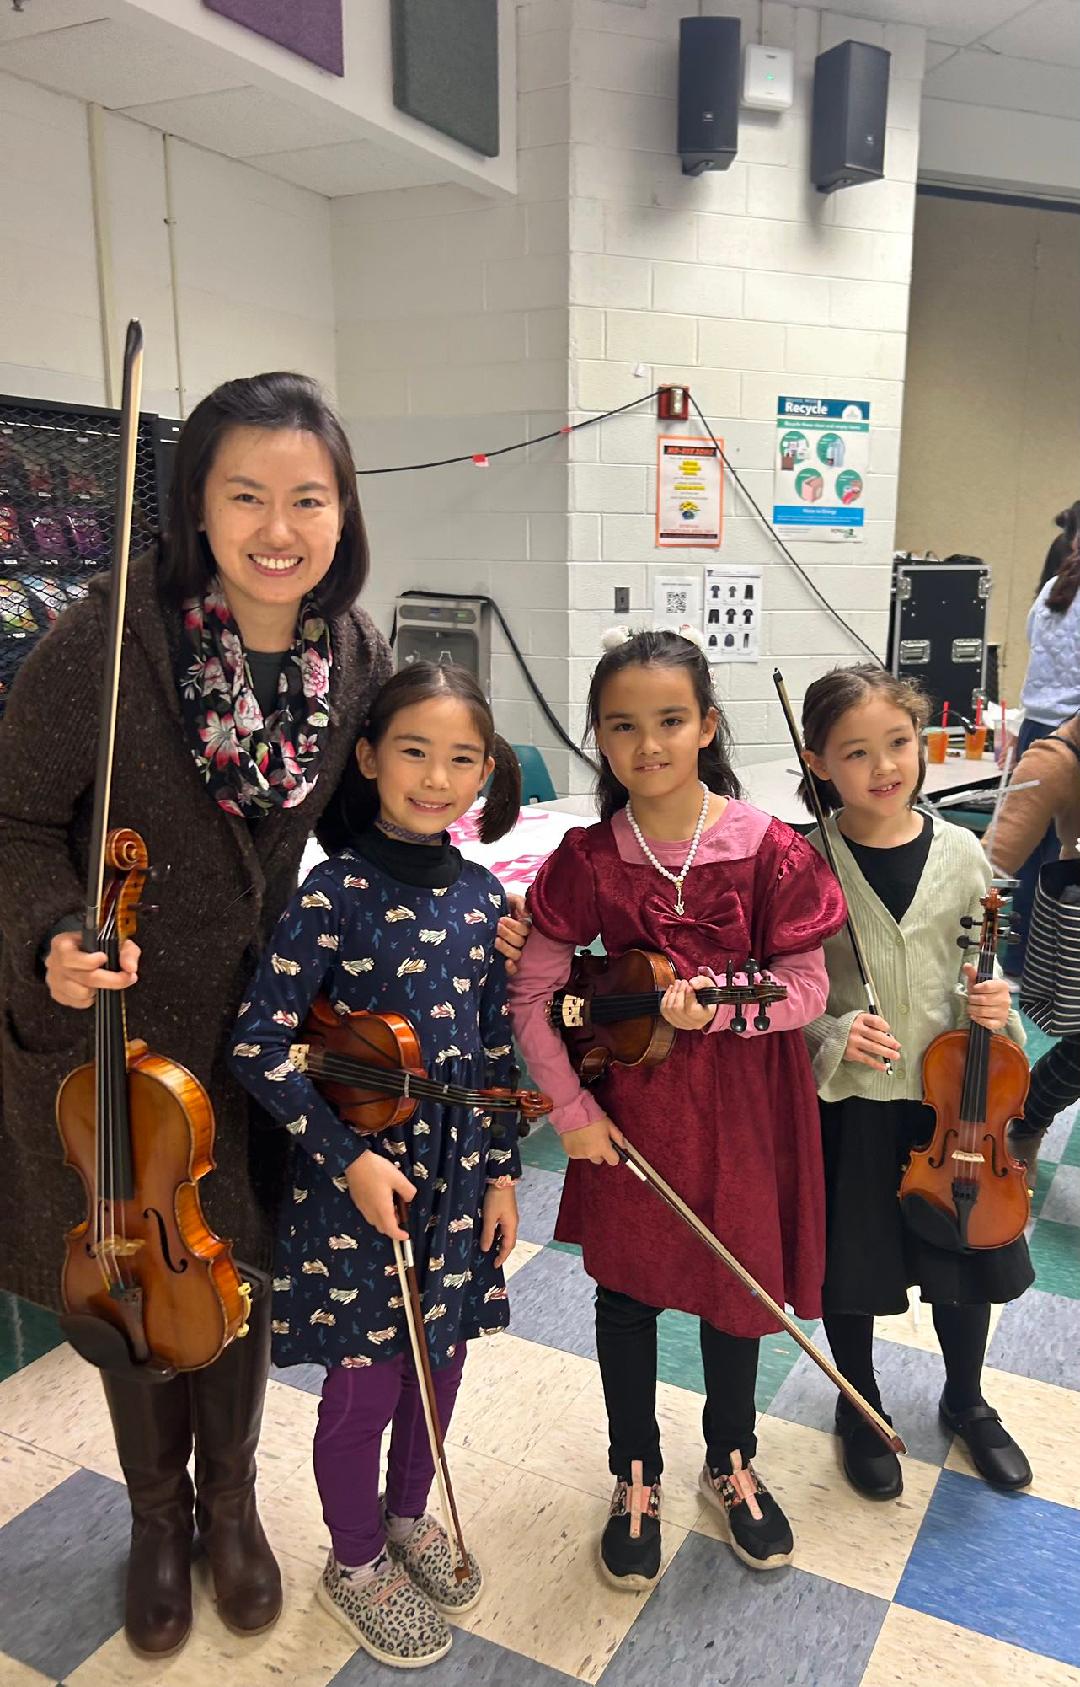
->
320, 661, 521, 852
1046, 521, 1080, 615
158, 371, 368, 618
585, 629, 741, 822
1037, 500, 1080, 595
798, 662, 930, 816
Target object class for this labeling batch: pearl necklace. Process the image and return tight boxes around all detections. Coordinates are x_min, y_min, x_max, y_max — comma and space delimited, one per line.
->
625, 781, 710, 916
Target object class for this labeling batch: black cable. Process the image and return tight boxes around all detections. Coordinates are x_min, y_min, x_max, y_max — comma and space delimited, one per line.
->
390, 591, 599, 775
357, 389, 661, 476
688, 394, 882, 665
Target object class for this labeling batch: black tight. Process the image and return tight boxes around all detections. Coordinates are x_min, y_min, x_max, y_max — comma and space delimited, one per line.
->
824, 1300, 992, 1415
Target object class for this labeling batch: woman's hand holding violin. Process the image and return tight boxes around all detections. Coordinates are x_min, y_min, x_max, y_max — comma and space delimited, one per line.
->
344, 1151, 416, 1241
660, 976, 717, 1031
963, 966, 1012, 1032
46, 931, 140, 1009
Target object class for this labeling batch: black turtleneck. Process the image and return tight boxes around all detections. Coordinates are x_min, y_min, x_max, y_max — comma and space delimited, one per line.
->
350, 825, 463, 890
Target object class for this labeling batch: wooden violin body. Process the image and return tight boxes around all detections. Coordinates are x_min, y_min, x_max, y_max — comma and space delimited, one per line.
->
56, 829, 248, 1377
899, 889, 1030, 1253
299, 994, 551, 1134
550, 947, 788, 1081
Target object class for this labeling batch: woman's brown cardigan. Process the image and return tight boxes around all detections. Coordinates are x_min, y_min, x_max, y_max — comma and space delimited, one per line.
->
0, 556, 391, 1310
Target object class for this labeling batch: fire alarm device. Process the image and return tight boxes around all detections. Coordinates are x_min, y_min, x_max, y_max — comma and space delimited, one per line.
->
658, 386, 690, 421
742, 44, 794, 111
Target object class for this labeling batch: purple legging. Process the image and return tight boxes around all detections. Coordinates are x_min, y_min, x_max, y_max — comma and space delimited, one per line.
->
313, 1345, 467, 1566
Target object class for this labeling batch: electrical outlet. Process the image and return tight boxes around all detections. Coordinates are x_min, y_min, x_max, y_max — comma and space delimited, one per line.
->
614, 587, 630, 614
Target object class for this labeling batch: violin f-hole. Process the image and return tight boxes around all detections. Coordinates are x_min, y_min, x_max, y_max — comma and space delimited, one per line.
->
144, 1207, 189, 1275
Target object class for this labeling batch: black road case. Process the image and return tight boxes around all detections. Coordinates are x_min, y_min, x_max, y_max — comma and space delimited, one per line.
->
889, 556, 991, 722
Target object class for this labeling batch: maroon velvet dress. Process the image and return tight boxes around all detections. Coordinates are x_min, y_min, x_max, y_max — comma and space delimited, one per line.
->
525, 808, 847, 1337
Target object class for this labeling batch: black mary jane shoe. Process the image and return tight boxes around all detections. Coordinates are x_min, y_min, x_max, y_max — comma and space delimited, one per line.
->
834, 1399, 903, 1501
938, 1396, 1032, 1491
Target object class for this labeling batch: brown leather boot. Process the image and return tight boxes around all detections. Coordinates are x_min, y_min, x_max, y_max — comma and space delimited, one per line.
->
101, 1369, 195, 1657
191, 1285, 282, 1635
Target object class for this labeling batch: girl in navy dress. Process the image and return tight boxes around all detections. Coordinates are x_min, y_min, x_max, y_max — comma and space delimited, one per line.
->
229, 662, 523, 1669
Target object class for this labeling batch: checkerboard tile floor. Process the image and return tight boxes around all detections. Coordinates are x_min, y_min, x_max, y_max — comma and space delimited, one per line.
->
2, 1083, 1079, 1685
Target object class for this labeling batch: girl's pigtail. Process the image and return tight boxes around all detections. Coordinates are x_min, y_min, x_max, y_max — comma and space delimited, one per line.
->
314, 747, 379, 853
479, 735, 523, 843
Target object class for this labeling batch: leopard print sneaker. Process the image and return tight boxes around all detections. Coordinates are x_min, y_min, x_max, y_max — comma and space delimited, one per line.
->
316, 1550, 452, 1669
384, 1511, 484, 1615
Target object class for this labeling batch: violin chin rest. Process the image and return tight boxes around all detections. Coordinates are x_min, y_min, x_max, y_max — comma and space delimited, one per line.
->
57, 1313, 178, 1383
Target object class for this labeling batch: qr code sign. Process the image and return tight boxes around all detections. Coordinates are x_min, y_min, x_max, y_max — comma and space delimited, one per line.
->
664, 588, 689, 616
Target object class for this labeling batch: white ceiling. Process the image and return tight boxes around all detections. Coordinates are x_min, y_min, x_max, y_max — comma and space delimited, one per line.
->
0, 0, 1076, 195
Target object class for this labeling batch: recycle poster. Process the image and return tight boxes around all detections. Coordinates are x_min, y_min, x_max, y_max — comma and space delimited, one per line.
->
772, 396, 870, 542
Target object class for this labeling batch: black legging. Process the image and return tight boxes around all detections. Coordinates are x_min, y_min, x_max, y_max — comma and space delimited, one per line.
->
595, 1285, 759, 1485
1018, 1033, 1080, 1137
824, 1302, 992, 1417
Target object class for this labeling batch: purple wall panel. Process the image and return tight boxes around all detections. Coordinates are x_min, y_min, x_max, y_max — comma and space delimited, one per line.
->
203, 0, 344, 77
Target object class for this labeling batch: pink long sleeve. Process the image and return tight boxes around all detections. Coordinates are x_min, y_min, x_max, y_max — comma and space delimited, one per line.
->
507, 928, 606, 1136
705, 946, 829, 1036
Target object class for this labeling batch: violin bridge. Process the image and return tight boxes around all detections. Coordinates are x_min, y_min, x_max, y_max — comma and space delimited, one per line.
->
951, 1149, 985, 1164
559, 994, 585, 1029
288, 1044, 309, 1073
97, 1238, 144, 1260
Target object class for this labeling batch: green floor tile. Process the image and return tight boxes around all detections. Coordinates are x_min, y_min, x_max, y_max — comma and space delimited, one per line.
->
520, 1122, 568, 1173
1028, 1219, 1080, 1300
755, 1317, 822, 1411
656, 1307, 705, 1395
1029, 1155, 1057, 1220
548, 1238, 582, 1256
1060, 1117, 1080, 1170
0, 1291, 62, 1383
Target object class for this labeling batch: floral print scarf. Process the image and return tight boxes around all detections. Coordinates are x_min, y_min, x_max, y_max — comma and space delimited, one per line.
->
179, 579, 332, 816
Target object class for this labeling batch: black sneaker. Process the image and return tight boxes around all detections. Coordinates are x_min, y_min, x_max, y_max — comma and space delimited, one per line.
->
599, 1461, 662, 1591
834, 1398, 903, 1500
699, 1452, 793, 1570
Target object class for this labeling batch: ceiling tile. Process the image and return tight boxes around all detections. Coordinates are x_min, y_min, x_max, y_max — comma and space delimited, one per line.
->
0, 17, 246, 105
247, 141, 445, 197
923, 45, 1080, 116
981, 0, 1080, 66
818, 1, 1031, 46
120, 85, 360, 157
0, 2, 108, 44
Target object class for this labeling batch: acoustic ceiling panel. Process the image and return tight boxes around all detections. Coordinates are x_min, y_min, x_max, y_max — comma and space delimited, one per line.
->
203, 0, 345, 77
390, 0, 500, 158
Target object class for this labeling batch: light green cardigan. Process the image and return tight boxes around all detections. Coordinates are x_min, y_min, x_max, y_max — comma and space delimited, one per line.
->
804, 811, 1024, 1103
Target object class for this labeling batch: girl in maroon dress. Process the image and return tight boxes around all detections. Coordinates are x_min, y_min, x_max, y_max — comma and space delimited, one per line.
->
509, 628, 846, 1591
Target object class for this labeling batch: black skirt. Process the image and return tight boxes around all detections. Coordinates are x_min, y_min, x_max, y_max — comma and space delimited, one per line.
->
820, 1096, 1034, 1315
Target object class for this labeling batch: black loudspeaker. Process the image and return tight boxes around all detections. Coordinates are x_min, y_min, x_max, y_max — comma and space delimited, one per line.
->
811, 40, 890, 193
677, 16, 740, 176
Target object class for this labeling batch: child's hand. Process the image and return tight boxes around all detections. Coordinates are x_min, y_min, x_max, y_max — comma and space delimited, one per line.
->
660, 976, 716, 1031
481, 1183, 519, 1268
843, 1012, 901, 1071
344, 1151, 416, 1241
963, 966, 1012, 1031
496, 893, 531, 975
561, 1114, 625, 1167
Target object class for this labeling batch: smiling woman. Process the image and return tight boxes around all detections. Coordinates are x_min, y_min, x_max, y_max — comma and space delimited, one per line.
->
0, 371, 392, 1658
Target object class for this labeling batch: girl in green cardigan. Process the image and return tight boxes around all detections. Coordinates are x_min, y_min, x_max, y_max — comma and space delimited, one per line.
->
800, 664, 1032, 1502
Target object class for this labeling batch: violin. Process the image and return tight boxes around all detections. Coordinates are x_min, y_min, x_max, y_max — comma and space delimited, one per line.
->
550, 948, 788, 1081
899, 888, 1030, 1252
55, 323, 248, 1379
293, 994, 551, 1132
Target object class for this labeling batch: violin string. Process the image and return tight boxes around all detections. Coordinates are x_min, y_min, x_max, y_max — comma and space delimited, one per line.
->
103, 900, 121, 1286
308, 1052, 516, 1110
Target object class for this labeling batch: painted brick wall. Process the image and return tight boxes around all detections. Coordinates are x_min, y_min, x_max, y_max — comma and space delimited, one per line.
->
0, 72, 336, 419
559, 0, 925, 786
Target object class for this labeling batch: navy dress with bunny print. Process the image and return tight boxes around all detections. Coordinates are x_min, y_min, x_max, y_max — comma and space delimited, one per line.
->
229, 833, 519, 1372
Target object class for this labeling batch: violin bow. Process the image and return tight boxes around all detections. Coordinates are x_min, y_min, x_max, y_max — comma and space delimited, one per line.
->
772, 667, 892, 1078
391, 1197, 472, 1582
84, 320, 144, 950
616, 1142, 905, 1454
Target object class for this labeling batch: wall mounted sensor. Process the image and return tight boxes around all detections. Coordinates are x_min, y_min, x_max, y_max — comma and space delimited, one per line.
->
742, 44, 794, 111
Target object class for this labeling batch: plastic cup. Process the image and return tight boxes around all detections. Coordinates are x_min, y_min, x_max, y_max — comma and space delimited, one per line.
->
926, 728, 948, 764
964, 726, 987, 760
